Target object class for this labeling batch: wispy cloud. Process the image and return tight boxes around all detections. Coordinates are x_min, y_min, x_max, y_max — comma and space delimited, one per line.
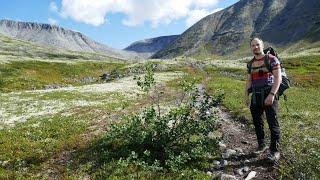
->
48, 18, 58, 25
54, 0, 224, 27
49, 1, 58, 13
186, 8, 223, 27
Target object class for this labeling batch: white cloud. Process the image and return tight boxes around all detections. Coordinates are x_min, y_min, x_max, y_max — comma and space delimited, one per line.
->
122, 0, 193, 27
49, 1, 58, 12
186, 8, 223, 27
48, 18, 58, 25
192, 0, 219, 8
55, 0, 224, 27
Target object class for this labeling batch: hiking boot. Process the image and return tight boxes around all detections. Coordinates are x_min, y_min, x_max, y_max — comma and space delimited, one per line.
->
267, 151, 280, 162
254, 144, 267, 155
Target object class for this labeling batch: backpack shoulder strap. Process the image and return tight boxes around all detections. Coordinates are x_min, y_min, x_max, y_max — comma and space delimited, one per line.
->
264, 54, 272, 73
247, 57, 255, 74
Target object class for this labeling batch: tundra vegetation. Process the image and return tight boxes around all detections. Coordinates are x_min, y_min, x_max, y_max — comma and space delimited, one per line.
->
0, 37, 319, 179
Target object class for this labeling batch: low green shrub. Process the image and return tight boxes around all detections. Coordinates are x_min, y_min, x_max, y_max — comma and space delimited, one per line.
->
92, 63, 224, 177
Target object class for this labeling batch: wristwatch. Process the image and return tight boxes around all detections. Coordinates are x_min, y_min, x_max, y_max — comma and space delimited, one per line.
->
270, 92, 276, 96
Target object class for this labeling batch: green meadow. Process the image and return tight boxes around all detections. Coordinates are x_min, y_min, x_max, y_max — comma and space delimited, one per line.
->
0, 47, 319, 179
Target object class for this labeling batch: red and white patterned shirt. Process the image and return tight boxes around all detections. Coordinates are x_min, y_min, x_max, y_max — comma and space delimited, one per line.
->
248, 54, 281, 88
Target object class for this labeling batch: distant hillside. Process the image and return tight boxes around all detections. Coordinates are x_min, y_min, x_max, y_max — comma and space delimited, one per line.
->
124, 35, 179, 58
152, 0, 320, 59
0, 19, 142, 60
0, 33, 126, 62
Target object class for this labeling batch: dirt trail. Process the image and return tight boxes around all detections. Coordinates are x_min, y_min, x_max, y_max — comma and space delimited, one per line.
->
211, 106, 280, 179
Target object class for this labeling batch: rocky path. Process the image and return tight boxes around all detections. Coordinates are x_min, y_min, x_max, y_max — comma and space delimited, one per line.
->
209, 107, 280, 179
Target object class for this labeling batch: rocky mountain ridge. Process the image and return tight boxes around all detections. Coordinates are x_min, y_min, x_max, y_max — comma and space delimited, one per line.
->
152, 0, 320, 59
0, 19, 142, 60
124, 35, 179, 58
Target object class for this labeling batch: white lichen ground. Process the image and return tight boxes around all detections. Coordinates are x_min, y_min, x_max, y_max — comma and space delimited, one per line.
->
0, 72, 183, 127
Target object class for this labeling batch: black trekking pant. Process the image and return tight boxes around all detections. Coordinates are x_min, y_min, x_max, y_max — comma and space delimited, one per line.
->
250, 89, 280, 153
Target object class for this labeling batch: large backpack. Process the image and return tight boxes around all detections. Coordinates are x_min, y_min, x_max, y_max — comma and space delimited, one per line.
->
247, 47, 291, 97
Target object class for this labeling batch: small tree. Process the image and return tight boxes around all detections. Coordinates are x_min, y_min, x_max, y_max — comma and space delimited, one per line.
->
134, 62, 163, 116
134, 62, 156, 93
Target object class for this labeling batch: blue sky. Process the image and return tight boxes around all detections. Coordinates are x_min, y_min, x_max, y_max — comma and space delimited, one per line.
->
0, 0, 239, 49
